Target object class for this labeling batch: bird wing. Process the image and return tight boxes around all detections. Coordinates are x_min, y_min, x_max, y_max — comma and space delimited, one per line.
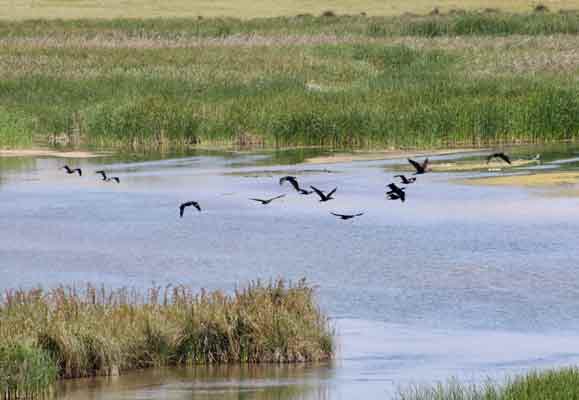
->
76, 169, 82, 176
499, 153, 511, 164
407, 158, 422, 172
287, 177, 301, 192
111, 177, 120, 183
193, 202, 201, 211
330, 212, 344, 217
179, 204, 185, 217
422, 158, 429, 170
250, 198, 265, 203
486, 154, 494, 163
270, 194, 286, 202
310, 186, 326, 200
96, 170, 107, 179
355, 213, 364, 217
326, 188, 337, 198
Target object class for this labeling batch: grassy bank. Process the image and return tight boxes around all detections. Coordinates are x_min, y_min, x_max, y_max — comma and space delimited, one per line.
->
398, 367, 579, 400
0, 280, 332, 398
1, 12, 579, 150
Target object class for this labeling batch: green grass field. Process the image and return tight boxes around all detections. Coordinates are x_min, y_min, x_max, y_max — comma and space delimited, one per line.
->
0, 12, 579, 150
1, 0, 579, 19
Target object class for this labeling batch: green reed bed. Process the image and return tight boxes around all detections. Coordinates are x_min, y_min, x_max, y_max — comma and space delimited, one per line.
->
0, 280, 333, 398
1, 13, 579, 149
397, 367, 579, 400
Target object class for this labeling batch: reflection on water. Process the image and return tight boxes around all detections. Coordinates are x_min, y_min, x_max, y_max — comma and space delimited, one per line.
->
58, 364, 332, 400
1, 143, 579, 399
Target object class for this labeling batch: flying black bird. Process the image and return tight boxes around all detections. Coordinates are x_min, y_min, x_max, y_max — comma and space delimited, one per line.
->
179, 201, 202, 217
330, 212, 364, 220
96, 170, 120, 183
310, 186, 337, 202
250, 194, 286, 205
386, 183, 406, 202
394, 174, 416, 184
280, 176, 313, 195
62, 165, 82, 176
486, 152, 511, 165
279, 176, 298, 188
408, 158, 429, 175
96, 170, 108, 180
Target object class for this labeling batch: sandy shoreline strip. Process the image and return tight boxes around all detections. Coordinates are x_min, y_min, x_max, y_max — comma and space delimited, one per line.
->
459, 171, 579, 187
304, 148, 485, 164
0, 149, 108, 158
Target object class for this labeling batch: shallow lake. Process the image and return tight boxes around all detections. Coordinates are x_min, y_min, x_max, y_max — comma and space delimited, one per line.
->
1, 144, 579, 399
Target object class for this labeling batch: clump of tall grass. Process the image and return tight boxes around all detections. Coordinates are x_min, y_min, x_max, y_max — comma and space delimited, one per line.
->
0, 279, 332, 397
397, 367, 579, 400
503, 367, 579, 399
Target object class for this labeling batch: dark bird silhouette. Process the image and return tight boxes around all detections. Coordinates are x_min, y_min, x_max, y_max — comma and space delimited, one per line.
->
179, 201, 201, 217
279, 175, 312, 195
394, 174, 416, 184
96, 170, 108, 180
279, 176, 298, 188
408, 158, 429, 175
96, 170, 120, 183
331, 212, 364, 220
310, 186, 337, 202
250, 194, 286, 205
62, 165, 82, 176
386, 183, 406, 202
486, 152, 511, 165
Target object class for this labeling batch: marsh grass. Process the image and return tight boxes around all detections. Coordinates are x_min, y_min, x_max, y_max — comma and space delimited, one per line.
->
1, 13, 579, 149
398, 368, 579, 400
0, 280, 333, 398
0, 342, 57, 400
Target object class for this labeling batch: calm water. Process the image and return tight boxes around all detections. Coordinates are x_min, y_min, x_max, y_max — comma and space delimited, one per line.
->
1, 145, 579, 399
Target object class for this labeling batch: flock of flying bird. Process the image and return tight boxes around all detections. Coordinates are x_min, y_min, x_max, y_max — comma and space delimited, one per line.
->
61, 151, 518, 221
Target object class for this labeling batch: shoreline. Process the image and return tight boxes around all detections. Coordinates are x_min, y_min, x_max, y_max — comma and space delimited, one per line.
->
0, 148, 109, 158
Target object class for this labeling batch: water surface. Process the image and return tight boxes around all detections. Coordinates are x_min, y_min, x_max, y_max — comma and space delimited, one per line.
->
1, 144, 579, 398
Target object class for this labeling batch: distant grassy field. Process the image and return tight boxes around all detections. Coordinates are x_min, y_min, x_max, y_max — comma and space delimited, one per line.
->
0, 11, 579, 149
1, 0, 579, 20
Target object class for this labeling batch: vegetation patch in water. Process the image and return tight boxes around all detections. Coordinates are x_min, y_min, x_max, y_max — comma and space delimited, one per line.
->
397, 367, 579, 400
0, 279, 332, 397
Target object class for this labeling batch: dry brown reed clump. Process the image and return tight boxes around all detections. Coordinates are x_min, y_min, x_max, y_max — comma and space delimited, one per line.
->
0, 280, 333, 397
